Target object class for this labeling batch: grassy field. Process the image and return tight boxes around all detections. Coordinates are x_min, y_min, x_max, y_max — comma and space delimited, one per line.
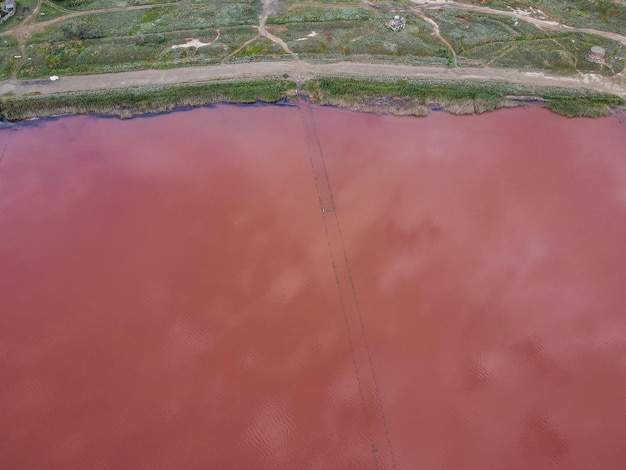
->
456, 0, 626, 36
266, 5, 372, 24
2, 0, 625, 95
50, 0, 219, 11
279, 0, 360, 3
17, 1, 263, 78
427, 9, 625, 74
34, 2, 70, 22
0, 37, 21, 80
267, 10, 449, 64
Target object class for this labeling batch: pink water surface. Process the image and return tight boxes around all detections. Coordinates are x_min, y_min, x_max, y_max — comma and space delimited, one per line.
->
1, 104, 625, 469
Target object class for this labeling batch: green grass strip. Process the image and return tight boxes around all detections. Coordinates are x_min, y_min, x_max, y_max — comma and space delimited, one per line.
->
0, 78, 294, 121
303, 77, 625, 117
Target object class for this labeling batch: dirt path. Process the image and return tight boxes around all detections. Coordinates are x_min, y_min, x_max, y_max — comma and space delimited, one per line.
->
1, 60, 624, 99
413, 10, 457, 66
258, 0, 298, 59
8, 0, 42, 78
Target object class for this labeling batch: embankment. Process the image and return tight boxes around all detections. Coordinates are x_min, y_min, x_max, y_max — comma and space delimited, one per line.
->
1, 76, 623, 121
0, 79, 294, 121
302, 77, 626, 118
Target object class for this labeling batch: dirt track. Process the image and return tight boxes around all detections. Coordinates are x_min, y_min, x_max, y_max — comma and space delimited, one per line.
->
1, 60, 625, 99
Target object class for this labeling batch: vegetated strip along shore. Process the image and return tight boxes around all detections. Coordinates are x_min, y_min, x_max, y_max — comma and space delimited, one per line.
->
1, 75, 624, 122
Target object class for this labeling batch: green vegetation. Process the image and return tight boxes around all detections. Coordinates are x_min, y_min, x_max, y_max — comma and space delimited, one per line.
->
1, 75, 623, 121
456, 0, 626, 36
304, 76, 515, 114
280, 0, 360, 3
541, 88, 625, 117
3, 0, 624, 78
368, 0, 414, 6
51, 0, 210, 11
34, 2, 69, 22
19, 28, 260, 77
18, 1, 262, 78
266, 6, 372, 24
303, 76, 625, 117
0, 37, 20, 80
544, 98, 613, 118
0, 78, 294, 121
226, 37, 286, 62
489, 32, 625, 75
268, 11, 447, 66
426, 9, 625, 74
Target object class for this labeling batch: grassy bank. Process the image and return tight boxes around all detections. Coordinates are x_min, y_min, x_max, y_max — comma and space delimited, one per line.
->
303, 77, 625, 117
1, 76, 623, 121
0, 78, 294, 121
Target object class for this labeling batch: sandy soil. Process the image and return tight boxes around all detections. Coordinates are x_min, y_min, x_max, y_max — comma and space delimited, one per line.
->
171, 33, 219, 50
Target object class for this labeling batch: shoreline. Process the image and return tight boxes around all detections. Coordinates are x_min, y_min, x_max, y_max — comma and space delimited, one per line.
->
1, 76, 624, 123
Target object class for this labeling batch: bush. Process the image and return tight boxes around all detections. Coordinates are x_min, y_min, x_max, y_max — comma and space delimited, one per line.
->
60, 21, 102, 39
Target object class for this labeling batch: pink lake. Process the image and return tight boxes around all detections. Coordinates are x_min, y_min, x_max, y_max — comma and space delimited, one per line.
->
1, 104, 626, 469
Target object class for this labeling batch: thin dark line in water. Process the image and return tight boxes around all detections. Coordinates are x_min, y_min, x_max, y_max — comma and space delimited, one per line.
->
305, 103, 336, 210
335, 216, 398, 470
299, 99, 398, 469
309, 105, 398, 470
324, 221, 381, 470
298, 99, 380, 470
0, 145, 7, 166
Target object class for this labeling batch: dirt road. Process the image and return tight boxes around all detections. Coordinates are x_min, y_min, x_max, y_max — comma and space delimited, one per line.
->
1, 60, 624, 99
